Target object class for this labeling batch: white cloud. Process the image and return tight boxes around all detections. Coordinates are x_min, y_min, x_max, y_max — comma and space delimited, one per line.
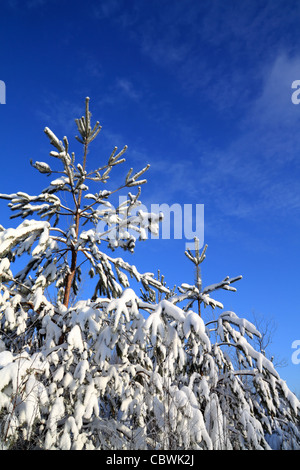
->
144, 52, 300, 225
6, 0, 55, 8
205, 53, 300, 217
115, 78, 140, 101
93, 0, 123, 20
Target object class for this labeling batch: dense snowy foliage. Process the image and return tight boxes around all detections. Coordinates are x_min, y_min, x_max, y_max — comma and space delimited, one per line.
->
0, 99, 299, 450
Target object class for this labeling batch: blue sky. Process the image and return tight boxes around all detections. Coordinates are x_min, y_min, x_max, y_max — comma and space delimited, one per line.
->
0, 0, 300, 393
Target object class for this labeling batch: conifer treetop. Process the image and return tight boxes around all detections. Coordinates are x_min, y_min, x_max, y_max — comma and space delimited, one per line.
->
171, 237, 243, 317
0, 98, 169, 307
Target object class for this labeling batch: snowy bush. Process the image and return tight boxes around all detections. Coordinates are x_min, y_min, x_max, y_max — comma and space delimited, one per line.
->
0, 99, 299, 450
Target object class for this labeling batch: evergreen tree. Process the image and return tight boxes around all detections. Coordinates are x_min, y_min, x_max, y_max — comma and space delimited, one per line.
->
0, 97, 168, 308
0, 99, 299, 450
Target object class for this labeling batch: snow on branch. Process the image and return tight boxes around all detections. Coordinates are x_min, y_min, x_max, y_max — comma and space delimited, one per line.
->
202, 275, 243, 295
0, 220, 50, 258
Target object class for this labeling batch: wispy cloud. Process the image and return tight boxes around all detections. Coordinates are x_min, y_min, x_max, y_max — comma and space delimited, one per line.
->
115, 78, 140, 101
35, 95, 84, 136
92, 0, 123, 20
95, 1, 300, 116
217, 56, 300, 215
6, 0, 56, 8
144, 52, 300, 229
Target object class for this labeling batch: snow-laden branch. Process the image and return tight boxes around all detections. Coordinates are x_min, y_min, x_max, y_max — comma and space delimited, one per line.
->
202, 275, 243, 295
0, 220, 50, 258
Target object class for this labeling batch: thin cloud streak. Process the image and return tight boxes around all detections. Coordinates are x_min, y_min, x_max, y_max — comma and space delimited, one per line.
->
144, 52, 300, 225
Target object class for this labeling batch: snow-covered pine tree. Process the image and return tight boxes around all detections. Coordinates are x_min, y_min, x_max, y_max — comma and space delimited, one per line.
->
0, 97, 168, 307
154, 238, 300, 449
0, 100, 299, 450
0, 97, 168, 447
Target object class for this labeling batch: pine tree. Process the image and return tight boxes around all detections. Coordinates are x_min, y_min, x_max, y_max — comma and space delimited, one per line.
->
146, 239, 300, 449
0, 97, 168, 309
0, 100, 299, 450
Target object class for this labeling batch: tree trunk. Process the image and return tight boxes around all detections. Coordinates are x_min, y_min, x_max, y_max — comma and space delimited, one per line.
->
63, 142, 88, 308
